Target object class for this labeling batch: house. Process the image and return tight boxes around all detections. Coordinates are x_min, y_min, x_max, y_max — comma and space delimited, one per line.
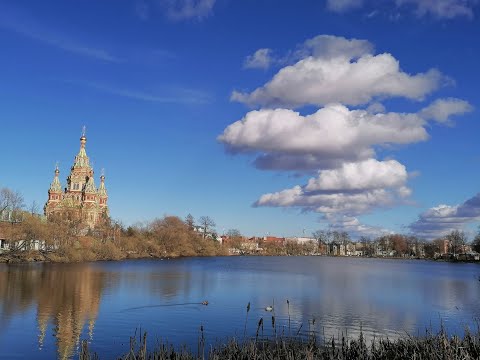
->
329, 241, 346, 256
285, 237, 316, 245
354, 242, 365, 256
439, 239, 450, 255
262, 236, 285, 246
0, 224, 8, 253
0, 221, 56, 253
193, 225, 217, 239
0, 238, 51, 253
0, 239, 8, 253
239, 239, 259, 252
223, 236, 259, 254
457, 252, 480, 261
316, 240, 328, 255
345, 242, 356, 256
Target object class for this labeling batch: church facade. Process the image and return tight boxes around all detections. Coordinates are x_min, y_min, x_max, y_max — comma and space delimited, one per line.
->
44, 131, 109, 228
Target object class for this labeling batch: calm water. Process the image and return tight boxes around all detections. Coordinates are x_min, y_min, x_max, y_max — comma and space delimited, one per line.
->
1, 256, 480, 359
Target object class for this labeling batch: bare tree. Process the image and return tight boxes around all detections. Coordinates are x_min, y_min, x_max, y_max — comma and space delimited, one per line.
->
391, 234, 408, 257
340, 231, 350, 249
447, 230, 467, 257
312, 230, 332, 255
0, 188, 25, 223
198, 216, 215, 239
360, 236, 372, 256
29, 201, 39, 216
226, 229, 243, 252
0, 188, 12, 219
226, 229, 241, 237
332, 231, 350, 255
406, 235, 420, 257
312, 230, 326, 242
376, 235, 389, 255
185, 214, 195, 230
424, 240, 439, 259
472, 227, 480, 253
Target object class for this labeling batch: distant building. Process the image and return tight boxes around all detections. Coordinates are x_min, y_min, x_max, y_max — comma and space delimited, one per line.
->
193, 225, 218, 239
285, 237, 316, 245
439, 239, 450, 255
317, 240, 328, 255
354, 242, 365, 256
44, 129, 109, 229
0, 225, 7, 252
263, 236, 285, 246
329, 242, 345, 256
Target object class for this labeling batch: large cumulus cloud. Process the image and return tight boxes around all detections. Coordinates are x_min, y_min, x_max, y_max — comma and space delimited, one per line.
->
409, 194, 480, 239
232, 35, 444, 108
221, 34, 473, 237
305, 159, 409, 192
219, 104, 428, 170
254, 159, 411, 216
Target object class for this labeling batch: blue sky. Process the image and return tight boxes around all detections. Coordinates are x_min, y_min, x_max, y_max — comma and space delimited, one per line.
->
0, 0, 479, 239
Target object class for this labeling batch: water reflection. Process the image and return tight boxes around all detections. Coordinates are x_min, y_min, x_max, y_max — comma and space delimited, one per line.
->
1, 257, 480, 360
0, 264, 107, 360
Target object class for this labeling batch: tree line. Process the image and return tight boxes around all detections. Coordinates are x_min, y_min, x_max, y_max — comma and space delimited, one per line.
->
0, 186, 226, 261
2, 186, 480, 261
310, 228, 480, 259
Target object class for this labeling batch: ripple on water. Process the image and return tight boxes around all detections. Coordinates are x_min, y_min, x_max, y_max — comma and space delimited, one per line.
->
1, 257, 480, 359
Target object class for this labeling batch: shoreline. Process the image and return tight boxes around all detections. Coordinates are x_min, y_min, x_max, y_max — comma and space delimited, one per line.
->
1, 250, 478, 265
0, 250, 180, 264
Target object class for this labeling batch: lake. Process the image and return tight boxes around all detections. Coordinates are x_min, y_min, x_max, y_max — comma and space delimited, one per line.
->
1, 256, 480, 359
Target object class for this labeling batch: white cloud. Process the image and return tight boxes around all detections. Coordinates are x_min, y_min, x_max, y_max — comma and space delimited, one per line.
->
255, 185, 404, 216
326, 0, 365, 13
305, 159, 408, 192
396, 0, 476, 19
325, 0, 478, 19
409, 193, 480, 239
223, 34, 473, 231
244, 48, 273, 69
219, 104, 428, 170
298, 34, 373, 60
325, 214, 393, 239
254, 158, 411, 216
232, 50, 443, 108
243, 35, 372, 71
419, 98, 473, 123
162, 0, 216, 21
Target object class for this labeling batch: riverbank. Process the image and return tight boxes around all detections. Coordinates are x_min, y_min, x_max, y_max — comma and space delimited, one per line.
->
0, 215, 228, 263
0, 249, 160, 263
2, 249, 479, 264
80, 328, 480, 360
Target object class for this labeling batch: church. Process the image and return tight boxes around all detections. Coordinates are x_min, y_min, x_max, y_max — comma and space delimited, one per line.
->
44, 129, 109, 228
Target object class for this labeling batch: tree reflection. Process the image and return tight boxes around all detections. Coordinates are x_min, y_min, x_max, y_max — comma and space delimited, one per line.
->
0, 264, 107, 360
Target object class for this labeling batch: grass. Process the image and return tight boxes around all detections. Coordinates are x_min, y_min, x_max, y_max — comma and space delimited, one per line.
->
79, 319, 480, 359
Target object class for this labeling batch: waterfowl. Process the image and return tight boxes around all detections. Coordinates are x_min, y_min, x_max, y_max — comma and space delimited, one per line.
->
201, 300, 209, 306
265, 306, 273, 312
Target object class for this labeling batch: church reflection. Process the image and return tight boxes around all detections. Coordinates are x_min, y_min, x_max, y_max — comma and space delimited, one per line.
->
0, 264, 107, 360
